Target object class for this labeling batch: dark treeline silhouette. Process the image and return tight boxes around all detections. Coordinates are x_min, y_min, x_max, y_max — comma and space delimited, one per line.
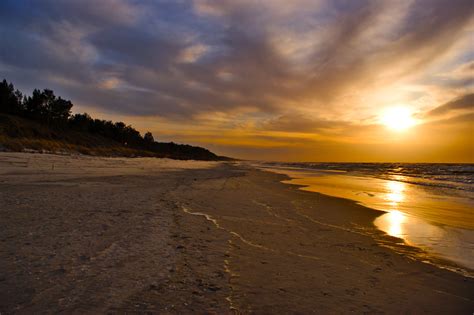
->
0, 79, 226, 160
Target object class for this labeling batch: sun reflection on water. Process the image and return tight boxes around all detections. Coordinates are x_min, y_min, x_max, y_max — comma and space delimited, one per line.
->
268, 168, 474, 271
381, 180, 408, 238
385, 180, 405, 205
384, 210, 406, 238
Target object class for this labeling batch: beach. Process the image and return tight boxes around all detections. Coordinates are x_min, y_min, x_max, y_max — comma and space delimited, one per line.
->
0, 153, 473, 313
257, 163, 474, 274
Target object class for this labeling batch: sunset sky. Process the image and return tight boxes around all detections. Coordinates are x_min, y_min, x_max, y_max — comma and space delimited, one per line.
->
1, 0, 473, 162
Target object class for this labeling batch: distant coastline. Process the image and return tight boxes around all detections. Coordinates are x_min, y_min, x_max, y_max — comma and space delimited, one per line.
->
0, 79, 231, 161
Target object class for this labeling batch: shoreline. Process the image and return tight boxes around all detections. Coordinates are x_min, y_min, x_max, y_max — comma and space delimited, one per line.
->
1, 153, 473, 313
287, 180, 474, 278
256, 164, 474, 275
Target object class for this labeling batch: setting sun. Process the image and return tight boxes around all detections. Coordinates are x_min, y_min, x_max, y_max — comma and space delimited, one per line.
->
1, 1, 474, 313
380, 106, 417, 131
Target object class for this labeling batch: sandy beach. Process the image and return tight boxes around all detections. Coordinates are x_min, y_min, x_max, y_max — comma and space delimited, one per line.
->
1, 153, 473, 313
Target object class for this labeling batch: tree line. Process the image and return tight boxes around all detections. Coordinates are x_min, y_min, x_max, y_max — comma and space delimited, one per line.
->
0, 79, 220, 160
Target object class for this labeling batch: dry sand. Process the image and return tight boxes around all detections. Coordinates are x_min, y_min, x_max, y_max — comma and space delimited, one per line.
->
0, 153, 473, 313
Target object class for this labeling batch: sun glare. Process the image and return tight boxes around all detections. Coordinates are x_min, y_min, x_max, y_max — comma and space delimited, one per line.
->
380, 106, 417, 131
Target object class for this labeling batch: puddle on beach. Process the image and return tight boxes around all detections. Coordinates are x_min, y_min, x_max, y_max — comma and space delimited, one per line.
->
261, 166, 474, 273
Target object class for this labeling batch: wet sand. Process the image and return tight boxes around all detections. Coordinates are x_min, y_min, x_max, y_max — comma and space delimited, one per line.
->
0, 153, 473, 313
258, 166, 474, 273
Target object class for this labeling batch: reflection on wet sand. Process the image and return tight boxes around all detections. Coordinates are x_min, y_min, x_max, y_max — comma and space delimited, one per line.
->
263, 167, 474, 272
374, 180, 473, 270
381, 181, 407, 238
373, 209, 474, 271
385, 181, 405, 205
381, 210, 405, 238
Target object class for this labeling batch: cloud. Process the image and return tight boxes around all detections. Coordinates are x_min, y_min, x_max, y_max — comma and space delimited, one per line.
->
427, 93, 474, 116
178, 44, 210, 63
261, 113, 351, 133
0, 0, 473, 161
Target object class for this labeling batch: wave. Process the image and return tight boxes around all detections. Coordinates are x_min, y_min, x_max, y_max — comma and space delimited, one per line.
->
261, 162, 474, 193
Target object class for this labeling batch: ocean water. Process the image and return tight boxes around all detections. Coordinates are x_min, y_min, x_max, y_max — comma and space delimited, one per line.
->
257, 162, 474, 275
262, 162, 474, 192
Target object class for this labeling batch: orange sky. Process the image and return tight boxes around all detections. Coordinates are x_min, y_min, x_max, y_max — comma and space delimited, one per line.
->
2, 0, 473, 162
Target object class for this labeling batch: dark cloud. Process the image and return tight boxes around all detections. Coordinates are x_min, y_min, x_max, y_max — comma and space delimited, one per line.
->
427, 94, 474, 116
262, 113, 352, 133
0, 0, 473, 121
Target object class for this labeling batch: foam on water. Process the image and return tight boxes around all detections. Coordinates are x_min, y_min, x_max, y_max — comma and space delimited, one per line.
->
261, 162, 474, 193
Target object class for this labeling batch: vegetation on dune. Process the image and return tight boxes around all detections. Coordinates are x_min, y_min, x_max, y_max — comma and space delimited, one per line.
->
0, 79, 228, 160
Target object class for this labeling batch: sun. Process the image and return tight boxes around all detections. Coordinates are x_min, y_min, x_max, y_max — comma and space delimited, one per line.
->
380, 106, 417, 131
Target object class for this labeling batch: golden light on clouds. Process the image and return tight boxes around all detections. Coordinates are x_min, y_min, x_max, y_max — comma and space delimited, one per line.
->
2, 0, 473, 162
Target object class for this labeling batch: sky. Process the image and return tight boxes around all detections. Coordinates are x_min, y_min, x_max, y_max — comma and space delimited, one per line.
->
0, 0, 473, 162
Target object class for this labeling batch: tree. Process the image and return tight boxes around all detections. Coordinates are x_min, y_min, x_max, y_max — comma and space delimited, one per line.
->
144, 132, 154, 143
69, 113, 93, 131
24, 89, 72, 124
24, 89, 47, 120
0, 79, 23, 115
0, 78, 220, 160
48, 97, 73, 122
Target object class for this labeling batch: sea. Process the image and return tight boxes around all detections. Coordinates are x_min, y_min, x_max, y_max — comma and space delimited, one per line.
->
256, 162, 474, 276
